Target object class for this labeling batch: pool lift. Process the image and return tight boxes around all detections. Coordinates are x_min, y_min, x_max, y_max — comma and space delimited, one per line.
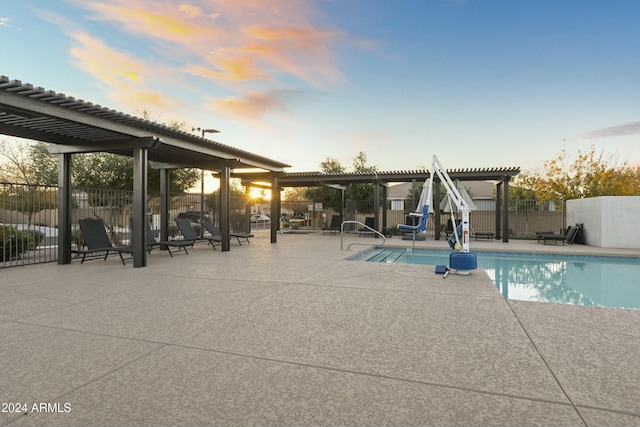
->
398, 155, 477, 275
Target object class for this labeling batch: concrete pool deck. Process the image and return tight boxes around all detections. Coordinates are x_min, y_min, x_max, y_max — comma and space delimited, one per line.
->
1, 231, 639, 426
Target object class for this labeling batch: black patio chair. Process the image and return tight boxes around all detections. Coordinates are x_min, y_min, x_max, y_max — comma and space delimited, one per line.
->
175, 217, 222, 250
358, 217, 376, 236
201, 219, 254, 245
129, 217, 193, 257
322, 215, 343, 235
74, 218, 133, 265
536, 226, 577, 245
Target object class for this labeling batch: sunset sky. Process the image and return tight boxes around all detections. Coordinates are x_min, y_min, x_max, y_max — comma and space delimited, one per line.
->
2, 0, 639, 174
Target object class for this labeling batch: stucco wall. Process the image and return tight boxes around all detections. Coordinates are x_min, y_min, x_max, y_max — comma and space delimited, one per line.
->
567, 196, 640, 249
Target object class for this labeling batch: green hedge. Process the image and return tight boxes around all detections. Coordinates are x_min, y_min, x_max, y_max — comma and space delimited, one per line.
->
1, 225, 35, 261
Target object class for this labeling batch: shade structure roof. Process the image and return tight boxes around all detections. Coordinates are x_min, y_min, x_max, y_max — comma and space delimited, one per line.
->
0, 76, 290, 172
234, 168, 521, 188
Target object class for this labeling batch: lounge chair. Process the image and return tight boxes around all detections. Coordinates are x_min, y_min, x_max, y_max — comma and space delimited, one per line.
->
175, 217, 222, 249
358, 217, 376, 236
201, 219, 254, 245
74, 218, 133, 265
322, 215, 343, 235
130, 217, 193, 256
536, 226, 577, 245
473, 231, 495, 240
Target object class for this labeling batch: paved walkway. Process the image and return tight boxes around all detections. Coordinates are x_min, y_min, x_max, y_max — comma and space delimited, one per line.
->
1, 232, 639, 426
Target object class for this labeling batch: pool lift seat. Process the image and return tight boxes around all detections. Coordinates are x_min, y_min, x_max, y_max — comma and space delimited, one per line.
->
430, 155, 478, 275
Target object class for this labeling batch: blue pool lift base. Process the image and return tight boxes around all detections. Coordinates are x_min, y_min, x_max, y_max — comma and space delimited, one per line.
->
450, 252, 477, 275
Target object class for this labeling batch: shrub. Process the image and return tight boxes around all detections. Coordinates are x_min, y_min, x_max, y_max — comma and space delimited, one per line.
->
1, 225, 35, 261
71, 228, 84, 249
168, 224, 180, 238
24, 229, 46, 248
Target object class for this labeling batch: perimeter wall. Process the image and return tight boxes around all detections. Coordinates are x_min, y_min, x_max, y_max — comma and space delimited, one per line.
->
567, 196, 640, 249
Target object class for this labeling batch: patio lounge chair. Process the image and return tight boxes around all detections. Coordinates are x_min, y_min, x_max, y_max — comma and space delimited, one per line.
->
322, 215, 343, 235
201, 219, 254, 245
130, 218, 193, 256
175, 217, 222, 250
536, 226, 577, 245
473, 231, 495, 240
74, 218, 133, 265
358, 217, 376, 236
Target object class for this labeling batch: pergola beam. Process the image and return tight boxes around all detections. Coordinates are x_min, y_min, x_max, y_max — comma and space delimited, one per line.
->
45, 137, 161, 154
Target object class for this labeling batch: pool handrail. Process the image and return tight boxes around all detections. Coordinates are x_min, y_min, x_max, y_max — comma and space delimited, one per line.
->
340, 220, 386, 250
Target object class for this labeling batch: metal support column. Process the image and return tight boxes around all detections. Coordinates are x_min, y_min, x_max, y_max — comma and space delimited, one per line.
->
160, 168, 170, 244
502, 176, 510, 243
382, 184, 388, 233
495, 182, 502, 240
57, 153, 72, 264
271, 175, 279, 243
220, 165, 231, 251
373, 182, 380, 232
244, 185, 252, 233
132, 147, 148, 267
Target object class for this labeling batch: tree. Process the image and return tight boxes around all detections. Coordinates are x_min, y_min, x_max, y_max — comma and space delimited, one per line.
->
347, 152, 378, 206
514, 145, 640, 200
302, 152, 379, 212
0, 139, 58, 227
302, 156, 346, 211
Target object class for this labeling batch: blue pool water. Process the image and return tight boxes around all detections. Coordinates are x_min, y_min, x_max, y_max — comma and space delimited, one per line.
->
349, 248, 640, 310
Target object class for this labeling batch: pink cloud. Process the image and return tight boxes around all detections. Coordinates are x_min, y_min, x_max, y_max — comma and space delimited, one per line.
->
43, 0, 356, 121
210, 89, 300, 121
68, 31, 179, 111
66, 0, 345, 87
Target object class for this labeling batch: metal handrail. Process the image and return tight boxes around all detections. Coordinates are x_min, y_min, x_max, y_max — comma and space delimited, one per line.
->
340, 220, 386, 250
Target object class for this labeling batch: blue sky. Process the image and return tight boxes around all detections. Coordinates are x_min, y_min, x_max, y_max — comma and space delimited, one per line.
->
2, 0, 639, 174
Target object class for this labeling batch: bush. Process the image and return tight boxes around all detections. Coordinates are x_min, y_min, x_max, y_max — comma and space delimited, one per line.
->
168, 225, 180, 239
1, 225, 35, 261
71, 227, 84, 249
24, 229, 46, 248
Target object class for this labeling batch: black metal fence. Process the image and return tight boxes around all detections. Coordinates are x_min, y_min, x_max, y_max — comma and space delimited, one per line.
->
282, 198, 566, 238
1, 184, 253, 268
1, 181, 566, 268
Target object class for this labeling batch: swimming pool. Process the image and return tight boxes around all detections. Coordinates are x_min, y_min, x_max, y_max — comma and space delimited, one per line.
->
349, 248, 640, 310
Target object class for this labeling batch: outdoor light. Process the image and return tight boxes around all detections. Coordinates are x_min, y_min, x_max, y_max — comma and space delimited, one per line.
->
192, 127, 220, 138
192, 126, 220, 236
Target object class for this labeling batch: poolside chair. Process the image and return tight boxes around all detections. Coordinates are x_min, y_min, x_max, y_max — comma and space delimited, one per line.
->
536, 226, 577, 245
358, 217, 376, 236
175, 217, 222, 250
322, 215, 343, 235
74, 218, 133, 265
129, 217, 193, 257
201, 219, 254, 245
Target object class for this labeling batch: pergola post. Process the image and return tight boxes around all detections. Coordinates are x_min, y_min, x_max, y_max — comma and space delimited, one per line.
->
434, 178, 442, 240
244, 184, 252, 233
220, 165, 231, 252
271, 175, 279, 243
57, 153, 72, 265
160, 168, 170, 244
495, 182, 502, 240
382, 184, 388, 234
502, 176, 510, 243
132, 147, 148, 267
373, 182, 380, 232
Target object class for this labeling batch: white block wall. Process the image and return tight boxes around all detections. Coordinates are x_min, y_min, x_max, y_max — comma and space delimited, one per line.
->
567, 196, 640, 249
